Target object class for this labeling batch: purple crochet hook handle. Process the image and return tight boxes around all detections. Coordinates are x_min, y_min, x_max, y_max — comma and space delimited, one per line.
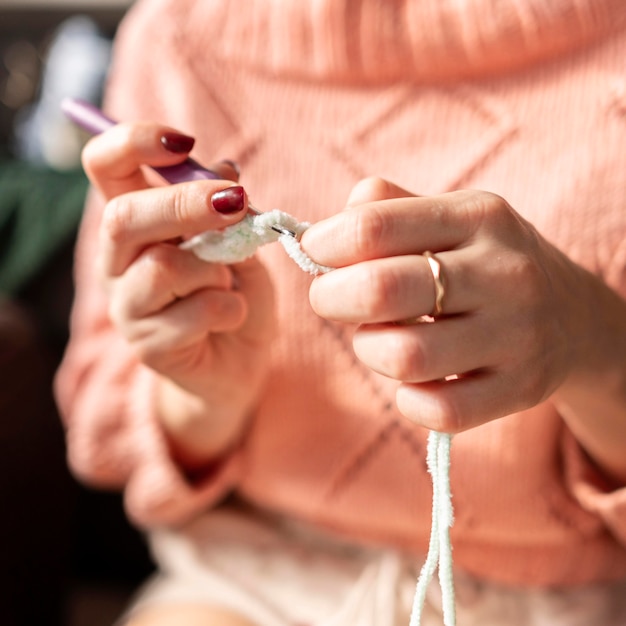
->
61, 97, 221, 184
60, 98, 292, 232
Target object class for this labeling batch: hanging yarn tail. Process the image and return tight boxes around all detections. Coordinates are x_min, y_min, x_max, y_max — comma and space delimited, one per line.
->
409, 431, 456, 626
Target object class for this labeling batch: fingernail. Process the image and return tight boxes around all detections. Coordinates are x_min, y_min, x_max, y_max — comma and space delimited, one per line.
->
160, 132, 195, 154
211, 186, 245, 214
219, 159, 240, 177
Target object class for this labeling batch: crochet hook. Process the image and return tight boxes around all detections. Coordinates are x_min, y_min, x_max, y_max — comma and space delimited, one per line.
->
61, 98, 295, 237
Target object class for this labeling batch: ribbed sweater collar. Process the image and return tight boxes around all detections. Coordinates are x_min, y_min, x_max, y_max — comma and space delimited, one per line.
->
182, 0, 626, 83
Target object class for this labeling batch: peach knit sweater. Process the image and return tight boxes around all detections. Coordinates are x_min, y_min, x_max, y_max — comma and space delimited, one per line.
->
55, 0, 626, 587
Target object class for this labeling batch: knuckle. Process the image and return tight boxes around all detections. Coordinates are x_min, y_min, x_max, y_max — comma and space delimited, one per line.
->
432, 396, 464, 433
397, 384, 464, 433
101, 197, 131, 244
506, 253, 547, 306
474, 189, 509, 214
106, 292, 140, 338
356, 264, 402, 319
137, 245, 182, 297
169, 184, 191, 224
144, 244, 178, 276
112, 123, 149, 161
388, 333, 427, 381
359, 176, 395, 200
463, 189, 515, 233
83, 125, 134, 172
349, 176, 395, 207
352, 207, 389, 259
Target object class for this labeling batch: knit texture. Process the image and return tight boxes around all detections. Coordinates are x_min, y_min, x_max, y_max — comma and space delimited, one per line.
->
203, 0, 626, 83
56, 0, 626, 588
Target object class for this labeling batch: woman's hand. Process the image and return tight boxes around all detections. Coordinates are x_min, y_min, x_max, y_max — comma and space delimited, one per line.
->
82, 122, 275, 467
302, 178, 626, 479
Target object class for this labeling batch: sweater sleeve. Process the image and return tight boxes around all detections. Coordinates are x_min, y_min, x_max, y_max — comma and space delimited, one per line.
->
54, 1, 242, 528
563, 430, 626, 545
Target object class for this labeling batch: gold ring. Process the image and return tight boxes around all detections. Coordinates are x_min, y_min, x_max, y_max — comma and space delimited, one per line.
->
423, 251, 445, 317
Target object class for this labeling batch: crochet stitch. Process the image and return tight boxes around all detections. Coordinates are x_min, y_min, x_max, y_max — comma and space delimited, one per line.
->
181, 210, 333, 274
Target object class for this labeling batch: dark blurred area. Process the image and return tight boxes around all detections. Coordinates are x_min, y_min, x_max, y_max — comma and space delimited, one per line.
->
0, 3, 153, 626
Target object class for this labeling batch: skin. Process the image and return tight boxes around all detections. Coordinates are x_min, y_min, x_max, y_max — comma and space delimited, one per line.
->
83, 122, 276, 469
85, 123, 626, 480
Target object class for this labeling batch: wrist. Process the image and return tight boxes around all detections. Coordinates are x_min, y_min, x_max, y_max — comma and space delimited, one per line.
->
556, 265, 625, 392
552, 267, 626, 481
155, 375, 253, 471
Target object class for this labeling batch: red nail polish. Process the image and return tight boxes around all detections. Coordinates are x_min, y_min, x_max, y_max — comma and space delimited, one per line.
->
211, 186, 245, 214
161, 132, 195, 154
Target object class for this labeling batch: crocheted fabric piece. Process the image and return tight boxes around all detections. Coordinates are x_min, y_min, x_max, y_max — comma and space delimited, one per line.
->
181, 209, 331, 274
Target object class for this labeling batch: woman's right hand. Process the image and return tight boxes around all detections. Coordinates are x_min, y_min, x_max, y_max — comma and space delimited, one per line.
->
82, 122, 276, 467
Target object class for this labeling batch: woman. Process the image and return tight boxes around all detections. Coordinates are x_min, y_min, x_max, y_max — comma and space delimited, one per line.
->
56, 0, 626, 623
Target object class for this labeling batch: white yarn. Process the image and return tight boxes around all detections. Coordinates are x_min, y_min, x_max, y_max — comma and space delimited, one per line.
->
410, 431, 455, 626
277, 232, 333, 275
183, 211, 454, 625
182, 209, 333, 274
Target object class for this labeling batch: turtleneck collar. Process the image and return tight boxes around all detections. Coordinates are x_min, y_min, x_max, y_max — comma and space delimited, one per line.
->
181, 0, 626, 84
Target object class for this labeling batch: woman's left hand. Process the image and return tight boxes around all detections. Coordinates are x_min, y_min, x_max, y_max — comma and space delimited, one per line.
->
301, 178, 592, 433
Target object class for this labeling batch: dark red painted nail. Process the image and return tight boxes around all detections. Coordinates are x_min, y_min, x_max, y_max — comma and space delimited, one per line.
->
211, 186, 245, 214
160, 132, 195, 154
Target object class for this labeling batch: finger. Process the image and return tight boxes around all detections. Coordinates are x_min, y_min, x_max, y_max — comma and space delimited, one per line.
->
99, 182, 248, 277
310, 255, 436, 322
108, 244, 235, 322
125, 287, 248, 366
395, 371, 532, 433
309, 250, 485, 323
346, 176, 417, 206
352, 313, 503, 384
301, 189, 493, 268
227, 256, 277, 342
83, 122, 198, 199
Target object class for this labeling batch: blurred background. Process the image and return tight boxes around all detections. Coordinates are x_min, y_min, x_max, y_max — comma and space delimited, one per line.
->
0, 1, 154, 625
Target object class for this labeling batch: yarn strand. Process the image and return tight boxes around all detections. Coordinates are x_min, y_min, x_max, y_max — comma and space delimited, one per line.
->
410, 432, 442, 626
409, 431, 455, 626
